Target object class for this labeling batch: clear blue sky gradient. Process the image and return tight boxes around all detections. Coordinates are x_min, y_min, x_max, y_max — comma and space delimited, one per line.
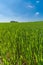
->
0, 0, 43, 22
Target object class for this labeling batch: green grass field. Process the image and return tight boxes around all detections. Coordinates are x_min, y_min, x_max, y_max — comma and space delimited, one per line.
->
0, 22, 43, 65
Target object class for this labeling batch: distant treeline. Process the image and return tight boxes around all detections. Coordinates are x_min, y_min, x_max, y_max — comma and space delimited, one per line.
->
10, 21, 18, 23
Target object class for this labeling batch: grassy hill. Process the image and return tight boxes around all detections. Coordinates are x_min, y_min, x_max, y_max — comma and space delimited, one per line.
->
0, 22, 43, 65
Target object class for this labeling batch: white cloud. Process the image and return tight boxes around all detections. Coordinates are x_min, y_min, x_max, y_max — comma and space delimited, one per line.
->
36, 1, 40, 3
25, 2, 35, 9
35, 12, 40, 16
27, 5, 34, 8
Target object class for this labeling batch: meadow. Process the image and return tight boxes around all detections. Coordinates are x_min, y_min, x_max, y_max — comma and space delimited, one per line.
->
0, 22, 43, 65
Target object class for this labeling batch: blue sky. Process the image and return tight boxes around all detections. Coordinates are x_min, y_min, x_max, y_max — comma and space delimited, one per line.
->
0, 0, 43, 22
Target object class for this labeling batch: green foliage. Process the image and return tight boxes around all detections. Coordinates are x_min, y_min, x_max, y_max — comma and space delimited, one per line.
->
0, 22, 43, 65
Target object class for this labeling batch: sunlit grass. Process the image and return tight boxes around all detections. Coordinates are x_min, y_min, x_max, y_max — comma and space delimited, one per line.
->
0, 22, 43, 65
